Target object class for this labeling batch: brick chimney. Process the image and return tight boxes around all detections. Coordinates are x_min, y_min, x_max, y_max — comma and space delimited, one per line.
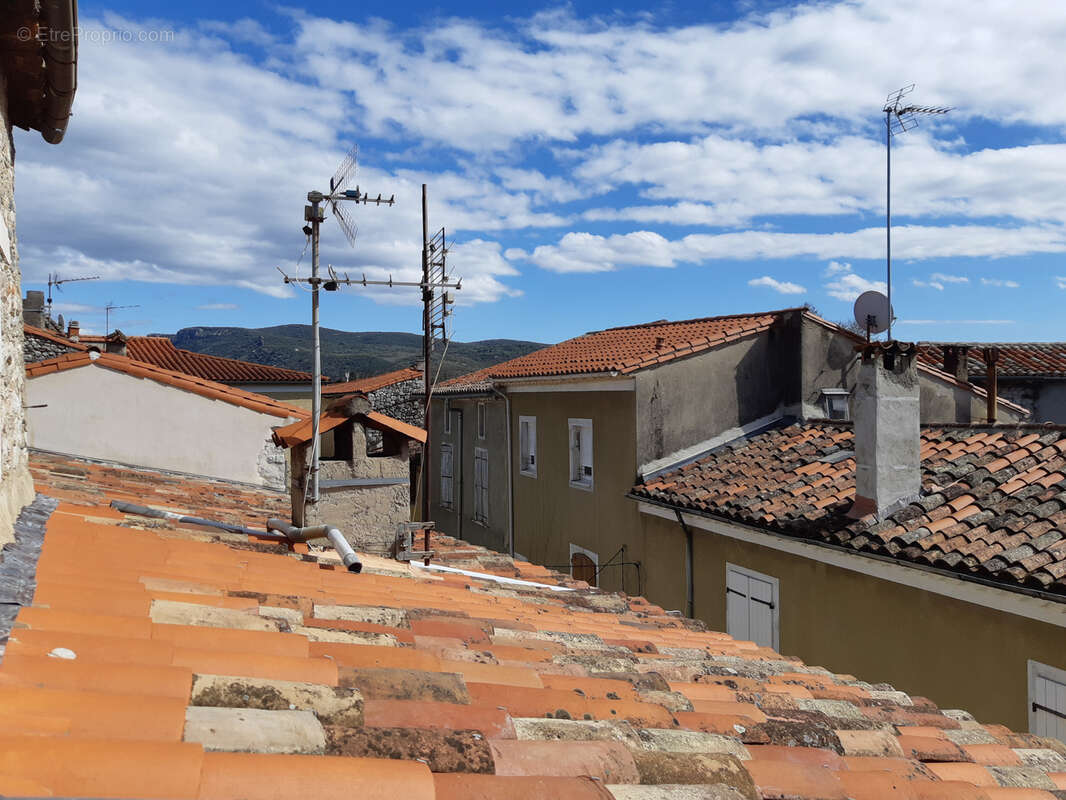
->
67, 320, 80, 340
850, 342, 921, 519
22, 291, 45, 328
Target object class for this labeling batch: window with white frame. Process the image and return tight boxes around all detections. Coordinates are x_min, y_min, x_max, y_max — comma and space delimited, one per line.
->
725, 563, 779, 650
443, 399, 451, 435
519, 416, 537, 477
473, 447, 489, 523
440, 443, 454, 507
1029, 660, 1066, 744
477, 402, 486, 439
820, 389, 850, 421
568, 418, 593, 489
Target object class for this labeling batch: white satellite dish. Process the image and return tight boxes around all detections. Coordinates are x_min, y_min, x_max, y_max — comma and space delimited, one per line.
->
853, 291, 892, 336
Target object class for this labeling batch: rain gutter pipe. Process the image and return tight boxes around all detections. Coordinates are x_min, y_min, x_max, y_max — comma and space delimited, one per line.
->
490, 385, 515, 557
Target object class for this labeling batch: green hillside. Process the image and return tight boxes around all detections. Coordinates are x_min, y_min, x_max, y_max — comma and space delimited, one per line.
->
165, 326, 546, 382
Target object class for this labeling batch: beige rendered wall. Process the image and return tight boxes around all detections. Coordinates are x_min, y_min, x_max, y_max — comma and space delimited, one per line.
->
511, 389, 642, 591
639, 510, 1066, 732
0, 77, 37, 544
26, 366, 296, 488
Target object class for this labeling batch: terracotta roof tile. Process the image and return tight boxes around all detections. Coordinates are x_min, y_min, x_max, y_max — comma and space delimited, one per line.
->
272, 396, 426, 448
919, 343, 1066, 378
632, 421, 1066, 595
23, 323, 89, 351
25, 351, 308, 419
322, 367, 421, 395
1, 449, 1062, 798
124, 336, 316, 384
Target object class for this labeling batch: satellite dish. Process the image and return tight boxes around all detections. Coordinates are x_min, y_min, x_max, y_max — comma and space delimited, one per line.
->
853, 291, 892, 335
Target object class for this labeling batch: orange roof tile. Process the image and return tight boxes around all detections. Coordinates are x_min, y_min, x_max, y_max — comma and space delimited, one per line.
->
272, 395, 426, 448
25, 351, 309, 420
443, 309, 794, 386
1, 449, 1063, 799
322, 367, 422, 396
123, 336, 317, 384
23, 323, 89, 351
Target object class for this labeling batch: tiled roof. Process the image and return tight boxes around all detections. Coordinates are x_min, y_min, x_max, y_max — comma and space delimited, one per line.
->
323, 367, 422, 396
919, 343, 1066, 379
25, 351, 309, 420
633, 420, 1066, 595
5, 450, 1066, 799
272, 395, 427, 448
124, 337, 317, 384
444, 310, 794, 386
23, 323, 88, 351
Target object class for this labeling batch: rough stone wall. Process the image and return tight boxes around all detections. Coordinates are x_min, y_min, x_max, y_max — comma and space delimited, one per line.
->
23, 332, 76, 363
367, 377, 423, 427
0, 75, 37, 545
290, 420, 411, 555
256, 430, 289, 490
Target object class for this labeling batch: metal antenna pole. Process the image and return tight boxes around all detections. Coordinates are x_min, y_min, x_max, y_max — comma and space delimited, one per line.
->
104, 303, 139, 336
881, 84, 951, 342
421, 184, 432, 565
310, 192, 322, 505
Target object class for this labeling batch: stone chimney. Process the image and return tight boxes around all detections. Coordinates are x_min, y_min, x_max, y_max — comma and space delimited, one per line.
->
22, 291, 45, 328
942, 344, 970, 383
67, 320, 80, 340
850, 342, 921, 519
105, 329, 128, 357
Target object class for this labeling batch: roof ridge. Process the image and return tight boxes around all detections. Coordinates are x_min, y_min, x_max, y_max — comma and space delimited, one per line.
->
132, 338, 317, 380
602, 306, 801, 332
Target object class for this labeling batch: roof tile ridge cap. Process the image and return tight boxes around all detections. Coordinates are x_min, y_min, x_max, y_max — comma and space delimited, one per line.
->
603, 306, 802, 333
26, 350, 91, 370
23, 323, 90, 350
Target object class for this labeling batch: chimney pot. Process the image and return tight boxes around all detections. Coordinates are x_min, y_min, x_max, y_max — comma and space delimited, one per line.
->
67, 320, 80, 340
850, 342, 921, 520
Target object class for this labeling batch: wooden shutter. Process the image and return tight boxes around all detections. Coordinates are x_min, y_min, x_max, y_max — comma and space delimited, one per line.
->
440, 444, 453, 506
1033, 672, 1066, 742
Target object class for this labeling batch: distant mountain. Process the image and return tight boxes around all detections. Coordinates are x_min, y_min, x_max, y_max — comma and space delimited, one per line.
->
160, 325, 547, 382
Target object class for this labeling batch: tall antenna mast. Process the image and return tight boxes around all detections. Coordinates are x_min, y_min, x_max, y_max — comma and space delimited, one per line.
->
882, 84, 950, 340
105, 302, 139, 335
47, 272, 99, 323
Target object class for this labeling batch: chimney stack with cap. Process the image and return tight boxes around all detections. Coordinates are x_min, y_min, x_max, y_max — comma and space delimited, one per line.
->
22, 291, 45, 328
67, 320, 80, 340
850, 342, 922, 519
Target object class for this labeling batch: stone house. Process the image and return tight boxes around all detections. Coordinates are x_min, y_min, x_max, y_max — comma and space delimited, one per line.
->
631, 342, 1066, 735
272, 393, 426, 555
0, 2, 79, 542
25, 350, 306, 488
429, 308, 1029, 591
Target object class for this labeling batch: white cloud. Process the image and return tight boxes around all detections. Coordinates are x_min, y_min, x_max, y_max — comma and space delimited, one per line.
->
824, 261, 852, 277
929, 273, 969, 284
197, 303, 238, 310
913, 279, 945, 291
749, 276, 806, 295
825, 273, 887, 302
898, 319, 1015, 325
1056, 277, 1066, 290
980, 278, 1020, 288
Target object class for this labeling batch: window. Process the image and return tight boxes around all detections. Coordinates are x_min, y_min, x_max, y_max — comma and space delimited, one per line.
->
568, 418, 593, 490
725, 564, 779, 650
1029, 660, 1066, 744
473, 447, 489, 523
820, 389, 850, 421
519, 416, 537, 477
569, 544, 598, 587
477, 402, 486, 439
440, 444, 454, 508
443, 399, 451, 435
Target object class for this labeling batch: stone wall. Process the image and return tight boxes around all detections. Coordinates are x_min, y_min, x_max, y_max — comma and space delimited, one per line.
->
23, 331, 76, 363
368, 377, 423, 427
0, 74, 37, 546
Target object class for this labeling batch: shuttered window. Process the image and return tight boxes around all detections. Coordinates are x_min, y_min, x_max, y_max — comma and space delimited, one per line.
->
1029, 660, 1066, 744
725, 564, 779, 650
440, 444, 453, 507
474, 447, 489, 523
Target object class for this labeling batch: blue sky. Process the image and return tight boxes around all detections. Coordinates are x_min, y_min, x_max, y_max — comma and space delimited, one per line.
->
13, 1, 1066, 344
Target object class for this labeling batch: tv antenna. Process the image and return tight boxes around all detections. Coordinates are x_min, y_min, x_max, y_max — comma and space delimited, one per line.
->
853, 290, 892, 342
105, 303, 139, 335
282, 144, 396, 508
882, 84, 950, 341
46, 272, 99, 322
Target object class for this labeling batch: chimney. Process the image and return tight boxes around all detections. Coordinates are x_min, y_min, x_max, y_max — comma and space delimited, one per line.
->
850, 342, 921, 519
982, 347, 1000, 423
67, 320, 80, 340
105, 329, 128, 357
22, 291, 45, 328
942, 344, 970, 383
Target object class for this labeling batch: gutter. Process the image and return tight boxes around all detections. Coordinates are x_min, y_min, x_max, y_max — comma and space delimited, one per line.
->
490, 385, 515, 557
674, 508, 695, 619
39, 0, 78, 144
629, 493, 1066, 607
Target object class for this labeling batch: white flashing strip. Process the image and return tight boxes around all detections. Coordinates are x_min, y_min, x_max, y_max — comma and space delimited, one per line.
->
638, 502, 1066, 629
505, 378, 635, 393
640, 408, 793, 479
412, 561, 575, 592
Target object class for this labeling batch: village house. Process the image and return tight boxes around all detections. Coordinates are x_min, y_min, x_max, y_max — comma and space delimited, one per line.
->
24, 350, 306, 488
429, 307, 1028, 583
920, 342, 1066, 424
0, 1, 78, 541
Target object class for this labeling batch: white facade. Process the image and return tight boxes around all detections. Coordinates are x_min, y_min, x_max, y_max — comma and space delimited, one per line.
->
26, 365, 298, 488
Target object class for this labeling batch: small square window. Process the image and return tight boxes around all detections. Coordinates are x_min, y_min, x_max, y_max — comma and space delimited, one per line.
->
821, 389, 850, 421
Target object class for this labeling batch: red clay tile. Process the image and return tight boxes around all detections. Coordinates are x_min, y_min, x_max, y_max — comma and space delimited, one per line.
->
962, 744, 1024, 766
311, 642, 442, 672
488, 739, 640, 783
926, 762, 997, 785
897, 734, 969, 762
0, 654, 193, 699
433, 774, 614, 800
152, 623, 308, 658
745, 759, 848, 799
171, 648, 337, 686
5, 628, 176, 665
0, 686, 187, 741
363, 699, 516, 738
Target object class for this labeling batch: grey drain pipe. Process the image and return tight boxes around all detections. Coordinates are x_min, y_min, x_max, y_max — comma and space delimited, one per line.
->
675, 508, 695, 619
267, 518, 362, 573
490, 385, 515, 557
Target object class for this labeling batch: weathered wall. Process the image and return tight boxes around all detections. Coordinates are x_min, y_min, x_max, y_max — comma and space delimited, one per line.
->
639, 510, 1066, 733
367, 377, 423, 427
23, 331, 76, 363
428, 395, 508, 553
511, 389, 640, 592
0, 77, 37, 545
292, 422, 410, 554
636, 317, 803, 468
25, 366, 297, 488
992, 379, 1066, 425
